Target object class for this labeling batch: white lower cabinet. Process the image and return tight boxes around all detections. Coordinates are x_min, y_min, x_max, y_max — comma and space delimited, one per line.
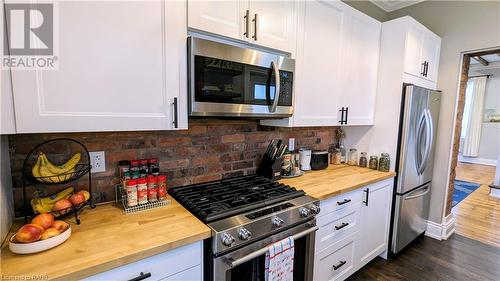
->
313, 179, 393, 281
82, 241, 203, 281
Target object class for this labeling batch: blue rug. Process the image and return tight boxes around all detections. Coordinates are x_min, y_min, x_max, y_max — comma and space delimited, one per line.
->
452, 180, 481, 207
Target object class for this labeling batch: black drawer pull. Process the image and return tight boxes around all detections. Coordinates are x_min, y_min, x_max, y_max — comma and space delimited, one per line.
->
335, 222, 349, 230
127, 272, 152, 281
337, 199, 351, 205
332, 260, 347, 271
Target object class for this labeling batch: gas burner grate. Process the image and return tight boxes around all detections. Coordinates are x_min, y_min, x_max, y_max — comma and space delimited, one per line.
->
169, 174, 305, 223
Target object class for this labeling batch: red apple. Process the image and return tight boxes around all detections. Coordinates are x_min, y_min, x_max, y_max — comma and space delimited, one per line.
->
51, 220, 69, 233
40, 228, 60, 240
15, 224, 44, 243
32, 213, 55, 229
52, 198, 72, 214
69, 192, 86, 206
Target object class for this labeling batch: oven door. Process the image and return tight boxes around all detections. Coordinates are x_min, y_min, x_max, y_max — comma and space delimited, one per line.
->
188, 37, 294, 118
213, 222, 317, 281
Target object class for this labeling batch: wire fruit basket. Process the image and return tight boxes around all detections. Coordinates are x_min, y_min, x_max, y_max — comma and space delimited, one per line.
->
115, 185, 170, 214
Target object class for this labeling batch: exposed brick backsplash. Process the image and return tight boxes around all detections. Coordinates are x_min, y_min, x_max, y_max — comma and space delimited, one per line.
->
9, 118, 337, 216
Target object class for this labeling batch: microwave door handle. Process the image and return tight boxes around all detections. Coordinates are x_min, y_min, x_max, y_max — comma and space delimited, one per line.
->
270, 61, 281, 113
227, 226, 318, 268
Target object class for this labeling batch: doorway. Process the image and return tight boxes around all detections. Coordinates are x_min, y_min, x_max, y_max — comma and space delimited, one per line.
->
449, 50, 500, 248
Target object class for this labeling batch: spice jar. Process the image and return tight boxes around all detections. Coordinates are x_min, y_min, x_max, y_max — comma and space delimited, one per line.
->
147, 175, 158, 202
369, 156, 378, 170
119, 160, 131, 186
347, 148, 358, 166
149, 158, 160, 176
137, 178, 148, 204
157, 175, 167, 201
126, 179, 138, 207
130, 160, 140, 179
359, 152, 368, 168
379, 153, 390, 172
139, 159, 148, 178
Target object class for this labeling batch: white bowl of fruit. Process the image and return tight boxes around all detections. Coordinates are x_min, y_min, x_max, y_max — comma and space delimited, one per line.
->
9, 213, 71, 254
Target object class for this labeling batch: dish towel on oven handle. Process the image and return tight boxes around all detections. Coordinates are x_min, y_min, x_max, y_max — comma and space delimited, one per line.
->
265, 237, 295, 281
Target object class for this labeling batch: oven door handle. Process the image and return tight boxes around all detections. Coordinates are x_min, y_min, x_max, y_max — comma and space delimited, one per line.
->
227, 226, 318, 268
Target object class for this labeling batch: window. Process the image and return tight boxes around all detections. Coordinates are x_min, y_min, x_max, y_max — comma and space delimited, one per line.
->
461, 80, 474, 139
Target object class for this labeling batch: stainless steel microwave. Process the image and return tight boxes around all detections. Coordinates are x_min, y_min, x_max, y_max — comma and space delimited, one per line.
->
188, 37, 295, 118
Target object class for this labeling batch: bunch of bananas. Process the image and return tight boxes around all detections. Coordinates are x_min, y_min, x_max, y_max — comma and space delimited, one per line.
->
32, 152, 81, 183
31, 187, 74, 214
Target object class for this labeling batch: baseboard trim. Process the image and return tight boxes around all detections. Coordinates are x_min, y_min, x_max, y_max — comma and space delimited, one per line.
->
425, 214, 455, 240
458, 156, 497, 166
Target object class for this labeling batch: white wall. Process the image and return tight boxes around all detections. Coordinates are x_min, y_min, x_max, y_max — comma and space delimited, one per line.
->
389, 1, 500, 223
0, 136, 14, 242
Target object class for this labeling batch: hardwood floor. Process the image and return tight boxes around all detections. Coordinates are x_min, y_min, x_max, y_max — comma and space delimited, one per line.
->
348, 234, 500, 281
453, 162, 499, 248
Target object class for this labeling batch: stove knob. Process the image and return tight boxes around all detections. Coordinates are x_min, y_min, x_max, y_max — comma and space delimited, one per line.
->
299, 207, 311, 218
309, 204, 320, 215
272, 216, 285, 228
238, 228, 252, 241
221, 233, 235, 247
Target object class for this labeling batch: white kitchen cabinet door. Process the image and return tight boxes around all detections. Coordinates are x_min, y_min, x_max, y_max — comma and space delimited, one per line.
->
339, 7, 381, 126
160, 265, 201, 281
9, 0, 187, 133
357, 179, 393, 267
403, 21, 425, 79
421, 33, 441, 83
291, 0, 346, 126
188, 0, 247, 41
248, 0, 296, 54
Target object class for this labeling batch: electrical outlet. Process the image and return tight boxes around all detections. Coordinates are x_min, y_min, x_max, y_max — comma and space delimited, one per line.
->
288, 138, 295, 151
89, 151, 106, 173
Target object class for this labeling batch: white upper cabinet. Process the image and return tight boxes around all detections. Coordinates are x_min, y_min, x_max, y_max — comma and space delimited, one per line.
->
261, 1, 380, 128
8, 0, 187, 133
403, 18, 441, 84
187, 0, 247, 40
187, 0, 297, 54
291, 0, 345, 126
248, 1, 297, 53
339, 6, 381, 126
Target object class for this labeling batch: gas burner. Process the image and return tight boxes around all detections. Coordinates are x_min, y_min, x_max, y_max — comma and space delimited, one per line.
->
169, 174, 305, 223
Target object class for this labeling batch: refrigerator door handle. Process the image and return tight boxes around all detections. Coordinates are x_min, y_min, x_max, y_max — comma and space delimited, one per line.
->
404, 185, 430, 200
415, 111, 426, 174
418, 109, 434, 175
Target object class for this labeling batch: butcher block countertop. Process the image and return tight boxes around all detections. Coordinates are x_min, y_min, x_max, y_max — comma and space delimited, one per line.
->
1, 197, 211, 280
280, 165, 396, 200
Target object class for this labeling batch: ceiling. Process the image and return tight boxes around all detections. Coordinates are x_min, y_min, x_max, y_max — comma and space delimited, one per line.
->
469, 53, 500, 76
369, 0, 426, 12
470, 54, 500, 65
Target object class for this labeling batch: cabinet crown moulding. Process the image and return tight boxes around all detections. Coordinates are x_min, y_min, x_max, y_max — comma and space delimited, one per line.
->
369, 0, 426, 12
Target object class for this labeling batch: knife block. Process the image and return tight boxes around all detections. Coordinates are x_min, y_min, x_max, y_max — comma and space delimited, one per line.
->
257, 154, 283, 180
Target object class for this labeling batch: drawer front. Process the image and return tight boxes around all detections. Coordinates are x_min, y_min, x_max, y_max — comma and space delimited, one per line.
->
160, 265, 202, 281
82, 241, 202, 281
316, 206, 359, 251
314, 234, 356, 281
320, 188, 363, 217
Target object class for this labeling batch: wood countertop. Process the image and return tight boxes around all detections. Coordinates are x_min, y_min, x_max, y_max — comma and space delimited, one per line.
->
280, 165, 396, 200
1, 197, 211, 280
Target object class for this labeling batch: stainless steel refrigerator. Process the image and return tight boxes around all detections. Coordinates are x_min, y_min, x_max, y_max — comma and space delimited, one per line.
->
391, 84, 441, 254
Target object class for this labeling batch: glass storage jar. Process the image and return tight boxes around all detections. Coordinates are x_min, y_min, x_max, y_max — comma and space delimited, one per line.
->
369, 156, 378, 170
378, 153, 390, 172
347, 148, 358, 166
359, 152, 368, 168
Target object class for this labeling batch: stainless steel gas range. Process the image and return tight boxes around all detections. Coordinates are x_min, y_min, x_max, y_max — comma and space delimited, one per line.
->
169, 174, 320, 281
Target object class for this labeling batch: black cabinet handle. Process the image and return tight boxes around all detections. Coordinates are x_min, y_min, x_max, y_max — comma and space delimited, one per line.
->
336, 199, 351, 205
425, 61, 429, 77
339, 107, 345, 124
345, 107, 348, 125
172, 97, 178, 129
332, 260, 347, 271
363, 188, 369, 206
252, 13, 258, 40
243, 10, 250, 38
127, 272, 152, 281
421, 61, 426, 76
335, 222, 349, 230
